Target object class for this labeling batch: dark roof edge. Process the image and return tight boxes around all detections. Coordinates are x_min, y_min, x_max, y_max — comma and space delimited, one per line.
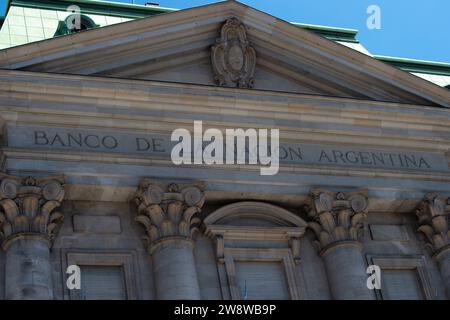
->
10, 0, 177, 18
375, 55, 450, 76
291, 22, 359, 43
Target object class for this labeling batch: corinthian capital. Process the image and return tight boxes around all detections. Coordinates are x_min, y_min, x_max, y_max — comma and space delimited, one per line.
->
0, 174, 65, 249
134, 179, 205, 248
307, 189, 368, 252
416, 193, 450, 255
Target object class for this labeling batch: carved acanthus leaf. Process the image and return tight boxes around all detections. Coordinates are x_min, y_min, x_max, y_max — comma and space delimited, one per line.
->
134, 180, 205, 246
307, 189, 368, 251
0, 174, 65, 244
416, 193, 450, 254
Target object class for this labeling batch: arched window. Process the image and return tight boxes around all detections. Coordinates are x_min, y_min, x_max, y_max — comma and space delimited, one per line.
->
54, 14, 99, 36
204, 201, 308, 300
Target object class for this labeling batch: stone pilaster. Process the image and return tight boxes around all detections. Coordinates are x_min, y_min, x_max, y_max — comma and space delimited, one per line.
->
416, 193, 450, 298
134, 179, 205, 300
0, 174, 65, 299
307, 189, 374, 300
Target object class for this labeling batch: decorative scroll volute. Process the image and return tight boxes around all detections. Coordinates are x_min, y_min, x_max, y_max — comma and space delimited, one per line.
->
134, 179, 205, 247
0, 174, 65, 247
416, 193, 450, 254
211, 17, 256, 88
307, 189, 368, 251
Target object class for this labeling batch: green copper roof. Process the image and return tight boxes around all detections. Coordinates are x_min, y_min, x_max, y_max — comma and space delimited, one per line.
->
292, 22, 359, 43
4, 0, 176, 19
375, 55, 450, 76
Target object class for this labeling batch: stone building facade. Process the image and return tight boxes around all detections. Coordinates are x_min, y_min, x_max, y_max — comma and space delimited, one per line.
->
0, 0, 449, 300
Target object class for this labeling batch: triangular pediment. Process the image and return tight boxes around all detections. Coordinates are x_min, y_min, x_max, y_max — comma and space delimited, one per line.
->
0, 1, 448, 107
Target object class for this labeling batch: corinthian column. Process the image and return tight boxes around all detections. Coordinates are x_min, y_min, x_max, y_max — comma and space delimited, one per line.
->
416, 193, 450, 298
134, 179, 204, 300
307, 189, 373, 300
0, 174, 65, 299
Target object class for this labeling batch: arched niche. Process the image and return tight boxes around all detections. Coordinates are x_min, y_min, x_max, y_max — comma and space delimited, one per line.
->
204, 201, 307, 228
203, 201, 307, 300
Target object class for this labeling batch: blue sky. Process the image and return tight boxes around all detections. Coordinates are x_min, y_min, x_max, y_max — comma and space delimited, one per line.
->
1, 0, 449, 63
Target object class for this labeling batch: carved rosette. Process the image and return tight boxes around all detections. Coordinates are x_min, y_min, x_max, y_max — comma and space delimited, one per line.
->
307, 189, 368, 252
416, 193, 450, 255
0, 174, 65, 248
134, 180, 205, 248
211, 17, 256, 88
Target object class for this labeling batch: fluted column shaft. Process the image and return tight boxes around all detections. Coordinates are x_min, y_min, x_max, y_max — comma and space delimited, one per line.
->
0, 175, 65, 300
308, 189, 374, 300
134, 180, 204, 300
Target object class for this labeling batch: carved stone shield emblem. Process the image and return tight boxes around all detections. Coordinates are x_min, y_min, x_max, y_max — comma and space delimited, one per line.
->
211, 18, 256, 88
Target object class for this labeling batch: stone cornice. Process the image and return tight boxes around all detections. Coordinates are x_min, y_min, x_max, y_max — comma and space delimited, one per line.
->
133, 179, 205, 248
0, 173, 65, 249
3, 73, 450, 168
307, 189, 368, 253
1, 70, 450, 146
416, 193, 450, 256
1, 69, 448, 117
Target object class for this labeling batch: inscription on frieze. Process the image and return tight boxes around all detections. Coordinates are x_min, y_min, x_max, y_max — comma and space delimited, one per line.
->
6, 125, 449, 172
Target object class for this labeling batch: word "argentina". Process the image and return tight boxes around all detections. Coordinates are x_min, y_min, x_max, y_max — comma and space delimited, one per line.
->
317, 149, 431, 169
171, 121, 279, 175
